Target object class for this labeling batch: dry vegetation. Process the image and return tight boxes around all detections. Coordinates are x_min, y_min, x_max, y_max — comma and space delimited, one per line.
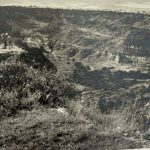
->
0, 55, 76, 118
0, 54, 149, 150
0, 6, 150, 150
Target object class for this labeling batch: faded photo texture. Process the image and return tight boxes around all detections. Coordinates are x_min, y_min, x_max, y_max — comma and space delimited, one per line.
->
0, 1, 150, 150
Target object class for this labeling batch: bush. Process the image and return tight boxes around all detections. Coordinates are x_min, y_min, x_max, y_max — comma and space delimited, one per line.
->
0, 55, 76, 119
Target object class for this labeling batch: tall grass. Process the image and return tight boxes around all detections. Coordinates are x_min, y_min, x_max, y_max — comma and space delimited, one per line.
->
69, 98, 143, 136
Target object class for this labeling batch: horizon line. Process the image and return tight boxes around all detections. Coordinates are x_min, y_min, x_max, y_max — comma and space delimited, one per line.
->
0, 5, 149, 14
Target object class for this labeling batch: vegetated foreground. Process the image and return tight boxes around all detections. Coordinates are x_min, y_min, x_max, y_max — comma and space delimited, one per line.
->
0, 6, 150, 150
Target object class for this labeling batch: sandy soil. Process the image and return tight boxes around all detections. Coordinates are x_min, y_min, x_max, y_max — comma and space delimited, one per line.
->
0, 46, 24, 54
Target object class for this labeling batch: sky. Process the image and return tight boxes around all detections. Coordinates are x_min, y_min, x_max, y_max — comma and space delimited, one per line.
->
0, 0, 150, 12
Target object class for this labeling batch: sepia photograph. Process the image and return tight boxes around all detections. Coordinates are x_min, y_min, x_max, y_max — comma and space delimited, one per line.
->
0, 0, 150, 149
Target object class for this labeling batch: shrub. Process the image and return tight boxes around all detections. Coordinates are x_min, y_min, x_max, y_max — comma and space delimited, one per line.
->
0, 55, 76, 119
